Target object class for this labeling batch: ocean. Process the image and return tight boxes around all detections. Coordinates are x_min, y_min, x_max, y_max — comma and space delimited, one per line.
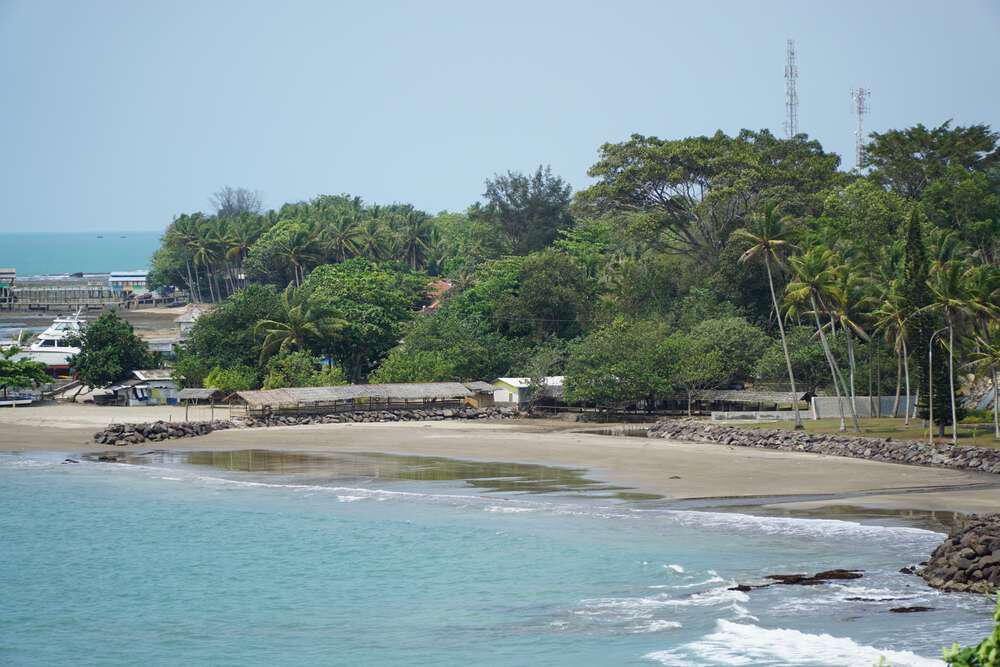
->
0, 231, 162, 276
0, 449, 991, 666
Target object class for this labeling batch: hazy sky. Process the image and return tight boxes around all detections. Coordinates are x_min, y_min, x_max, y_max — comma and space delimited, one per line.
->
1, 0, 998, 233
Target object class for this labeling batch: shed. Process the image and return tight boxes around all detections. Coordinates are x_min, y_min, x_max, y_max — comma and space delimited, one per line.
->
129, 369, 178, 405
462, 381, 496, 408
174, 306, 207, 338
109, 270, 150, 295
178, 387, 227, 403
234, 382, 474, 415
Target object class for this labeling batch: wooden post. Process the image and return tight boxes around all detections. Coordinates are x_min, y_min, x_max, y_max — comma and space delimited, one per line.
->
185, 400, 189, 421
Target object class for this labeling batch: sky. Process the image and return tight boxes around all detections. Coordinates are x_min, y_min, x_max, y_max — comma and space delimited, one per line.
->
1, 0, 998, 233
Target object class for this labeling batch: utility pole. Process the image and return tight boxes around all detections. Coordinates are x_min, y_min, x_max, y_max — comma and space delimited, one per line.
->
850, 87, 870, 171
783, 39, 799, 139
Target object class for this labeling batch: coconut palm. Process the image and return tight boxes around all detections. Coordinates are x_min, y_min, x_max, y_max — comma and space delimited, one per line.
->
225, 214, 262, 289
966, 323, 1000, 440
395, 209, 433, 270
786, 246, 861, 432
921, 261, 983, 444
322, 212, 363, 263
873, 283, 914, 423
277, 224, 319, 286
356, 218, 387, 261
189, 221, 222, 302
255, 286, 347, 364
826, 266, 874, 418
732, 203, 804, 428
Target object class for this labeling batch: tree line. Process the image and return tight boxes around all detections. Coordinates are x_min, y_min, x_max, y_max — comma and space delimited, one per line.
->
141, 123, 999, 438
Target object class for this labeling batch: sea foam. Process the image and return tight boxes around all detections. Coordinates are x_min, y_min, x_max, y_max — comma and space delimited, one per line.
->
644, 619, 943, 666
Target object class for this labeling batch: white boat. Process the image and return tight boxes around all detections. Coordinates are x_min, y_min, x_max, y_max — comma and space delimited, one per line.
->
7, 311, 86, 372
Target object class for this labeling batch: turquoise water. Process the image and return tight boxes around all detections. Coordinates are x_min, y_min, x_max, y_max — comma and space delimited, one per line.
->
0, 450, 992, 666
0, 232, 161, 276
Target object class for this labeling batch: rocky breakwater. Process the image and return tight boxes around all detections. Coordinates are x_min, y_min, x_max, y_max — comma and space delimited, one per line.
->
919, 514, 1000, 594
93, 406, 518, 446
646, 421, 1000, 475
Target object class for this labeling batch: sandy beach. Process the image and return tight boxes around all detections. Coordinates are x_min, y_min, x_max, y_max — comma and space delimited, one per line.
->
2, 403, 998, 515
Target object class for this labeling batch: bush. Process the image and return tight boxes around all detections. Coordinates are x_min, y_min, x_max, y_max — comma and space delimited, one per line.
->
942, 596, 999, 665
203, 365, 258, 393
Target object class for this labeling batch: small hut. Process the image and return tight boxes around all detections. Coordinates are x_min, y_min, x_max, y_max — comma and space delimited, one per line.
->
462, 381, 496, 408
234, 382, 474, 416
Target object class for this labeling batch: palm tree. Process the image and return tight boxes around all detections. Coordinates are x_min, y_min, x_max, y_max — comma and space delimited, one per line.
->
225, 214, 261, 290
357, 218, 387, 261
254, 286, 347, 364
733, 203, 803, 428
277, 224, 319, 286
826, 266, 874, 419
874, 284, 914, 424
164, 215, 199, 302
786, 247, 861, 432
189, 221, 221, 302
322, 212, 362, 263
395, 209, 432, 270
966, 322, 1000, 440
921, 261, 982, 444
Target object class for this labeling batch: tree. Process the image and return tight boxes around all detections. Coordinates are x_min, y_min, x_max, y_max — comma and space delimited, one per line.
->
211, 186, 264, 218
262, 351, 347, 389
864, 121, 1000, 199
732, 203, 803, 427
786, 247, 860, 432
321, 212, 362, 263
68, 311, 157, 387
476, 165, 573, 255
203, 365, 258, 393
966, 323, 1000, 440
873, 284, 914, 422
302, 259, 419, 381
755, 326, 834, 395
174, 285, 283, 387
499, 250, 594, 340
577, 130, 844, 263
687, 317, 770, 385
923, 262, 979, 443
564, 319, 673, 408
368, 349, 457, 384
662, 332, 728, 416
393, 208, 434, 270
254, 285, 346, 363
0, 347, 49, 398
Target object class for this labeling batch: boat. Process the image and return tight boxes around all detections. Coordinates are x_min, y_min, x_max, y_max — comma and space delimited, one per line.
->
6, 310, 86, 373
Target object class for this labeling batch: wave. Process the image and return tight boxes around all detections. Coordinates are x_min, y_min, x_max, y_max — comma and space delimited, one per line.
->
665, 564, 685, 573
645, 619, 943, 666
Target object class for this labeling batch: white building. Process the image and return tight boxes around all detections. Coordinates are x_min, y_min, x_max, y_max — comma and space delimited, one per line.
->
493, 376, 564, 408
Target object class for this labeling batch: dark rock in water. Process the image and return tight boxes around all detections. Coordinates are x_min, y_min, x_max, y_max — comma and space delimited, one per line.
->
728, 584, 753, 592
767, 569, 863, 586
899, 566, 916, 575
889, 606, 934, 613
62, 458, 79, 464
918, 513, 999, 594
669, 475, 682, 480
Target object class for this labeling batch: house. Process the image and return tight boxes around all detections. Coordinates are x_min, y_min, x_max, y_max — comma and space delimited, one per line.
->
493, 376, 564, 408
462, 381, 496, 408
0, 268, 14, 305
108, 270, 149, 296
107, 369, 178, 406
174, 305, 207, 339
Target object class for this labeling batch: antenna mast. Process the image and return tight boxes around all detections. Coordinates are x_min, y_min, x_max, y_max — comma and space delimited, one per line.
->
783, 39, 799, 138
850, 87, 870, 171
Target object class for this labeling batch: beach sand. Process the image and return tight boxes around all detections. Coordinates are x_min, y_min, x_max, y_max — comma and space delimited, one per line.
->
2, 403, 998, 514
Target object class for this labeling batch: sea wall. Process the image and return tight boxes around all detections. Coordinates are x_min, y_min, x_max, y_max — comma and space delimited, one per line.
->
919, 514, 1000, 593
646, 421, 1000, 475
92, 406, 518, 446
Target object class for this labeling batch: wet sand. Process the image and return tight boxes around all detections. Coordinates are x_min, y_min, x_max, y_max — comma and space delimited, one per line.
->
2, 404, 998, 514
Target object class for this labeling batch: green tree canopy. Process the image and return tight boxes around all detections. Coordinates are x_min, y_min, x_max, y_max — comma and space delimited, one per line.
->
473, 165, 573, 255
68, 311, 157, 387
0, 348, 50, 396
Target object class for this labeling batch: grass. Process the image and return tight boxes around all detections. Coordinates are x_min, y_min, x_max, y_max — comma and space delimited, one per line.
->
740, 416, 1000, 449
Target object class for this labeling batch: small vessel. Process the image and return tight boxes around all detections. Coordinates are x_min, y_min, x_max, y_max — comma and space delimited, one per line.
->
7, 310, 86, 373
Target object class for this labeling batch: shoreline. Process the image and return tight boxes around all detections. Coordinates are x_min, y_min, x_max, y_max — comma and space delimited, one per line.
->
3, 405, 998, 519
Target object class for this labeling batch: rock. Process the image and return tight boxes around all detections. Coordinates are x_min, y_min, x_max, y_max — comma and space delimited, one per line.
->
919, 513, 999, 594
767, 569, 863, 586
889, 606, 934, 613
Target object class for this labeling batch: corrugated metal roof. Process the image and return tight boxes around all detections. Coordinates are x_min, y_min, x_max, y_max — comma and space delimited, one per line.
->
463, 381, 496, 393
133, 369, 174, 381
178, 388, 223, 400
496, 376, 564, 389
235, 382, 473, 408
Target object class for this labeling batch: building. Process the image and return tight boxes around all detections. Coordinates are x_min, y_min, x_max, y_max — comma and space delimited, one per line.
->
462, 381, 496, 408
0, 268, 14, 306
493, 377, 564, 409
174, 305, 207, 339
108, 270, 149, 296
107, 369, 178, 406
